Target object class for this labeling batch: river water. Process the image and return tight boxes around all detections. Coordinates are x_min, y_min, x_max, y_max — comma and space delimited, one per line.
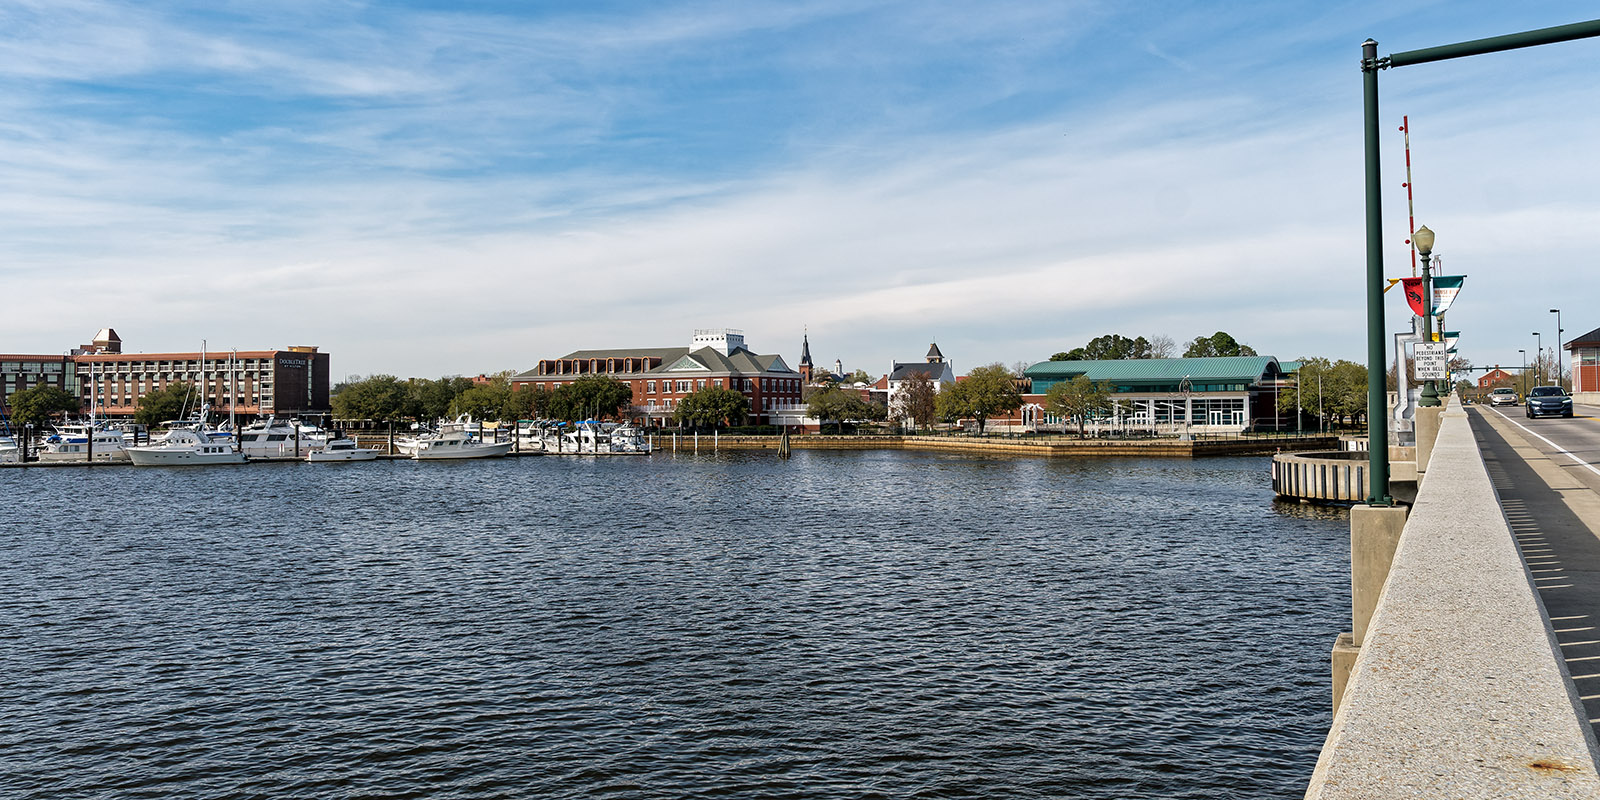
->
1, 450, 1347, 799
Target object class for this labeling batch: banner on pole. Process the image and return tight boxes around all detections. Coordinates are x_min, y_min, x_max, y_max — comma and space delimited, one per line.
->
1401, 277, 1427, 317
1432, 275, 1464, 316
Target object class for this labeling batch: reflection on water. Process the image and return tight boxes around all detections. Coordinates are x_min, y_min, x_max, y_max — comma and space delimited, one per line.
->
1, 451, 1347, 799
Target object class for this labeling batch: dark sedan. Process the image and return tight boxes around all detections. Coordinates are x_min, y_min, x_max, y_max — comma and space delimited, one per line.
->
1526, 386, 1574, 418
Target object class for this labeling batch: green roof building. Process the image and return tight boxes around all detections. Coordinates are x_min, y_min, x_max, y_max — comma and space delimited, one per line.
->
1021, 356, 1293, 433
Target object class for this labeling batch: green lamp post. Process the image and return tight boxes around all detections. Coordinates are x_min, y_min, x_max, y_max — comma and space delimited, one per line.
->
1415, 225, 1440, 407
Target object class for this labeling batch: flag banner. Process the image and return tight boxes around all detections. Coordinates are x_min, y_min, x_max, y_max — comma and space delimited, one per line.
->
1401, 277, 1427, 317
1444, 331, 1460, 350
1385, 278, 1403, 293
1432, 275, 1464, 316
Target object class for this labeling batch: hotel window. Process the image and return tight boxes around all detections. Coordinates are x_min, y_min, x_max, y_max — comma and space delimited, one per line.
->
677, 380, 691, 393
647, 380, 656, 393
696, 380, 705, 390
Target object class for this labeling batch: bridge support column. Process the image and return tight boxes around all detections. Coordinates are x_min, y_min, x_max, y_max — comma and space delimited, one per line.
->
1414, 406, 1443, 474
1334, 504, 1408, 711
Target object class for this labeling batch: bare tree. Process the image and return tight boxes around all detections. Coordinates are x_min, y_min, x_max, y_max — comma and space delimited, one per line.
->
1148, 335, 1177, 359
898, 371, 938, 433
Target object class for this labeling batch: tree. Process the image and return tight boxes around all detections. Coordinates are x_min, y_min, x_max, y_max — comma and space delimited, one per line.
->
844, 369, 875, 385
1183, 332, 1257, 358
450, 381, 513, 421
936, 363, 1022, 435
807, 386, 882, 434
507, 384, 555, 420
1051, 334, 1153, 361
1044, 375, 1112, 437
332, 374, 408, 422
1148, 334, 1177, 359
1326, 360, 1370, 427
551, 376, 632, 421
135, 382, 195, 427
896, 371, 939, 432
406, 376, 475, 421
6, 384, 80, 426
674, 386, 750, 428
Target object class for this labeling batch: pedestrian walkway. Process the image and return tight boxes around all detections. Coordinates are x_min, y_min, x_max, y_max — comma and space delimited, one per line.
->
1471, 405, 1600, 731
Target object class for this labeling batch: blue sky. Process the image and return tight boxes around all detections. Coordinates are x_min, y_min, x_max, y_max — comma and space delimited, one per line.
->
2, 1, 1597, 380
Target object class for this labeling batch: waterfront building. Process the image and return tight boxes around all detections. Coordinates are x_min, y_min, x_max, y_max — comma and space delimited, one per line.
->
2, 328, 331, 421
1566, 325, 1600, 396
875, 343, 956, 417
1016, 356, 1293, 434
511, 329, 804, 427
0, 354, 78, 423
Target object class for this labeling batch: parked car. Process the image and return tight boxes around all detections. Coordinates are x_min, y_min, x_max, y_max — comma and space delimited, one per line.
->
1488, 387, 1519, 407
1525, 386, 1574, 419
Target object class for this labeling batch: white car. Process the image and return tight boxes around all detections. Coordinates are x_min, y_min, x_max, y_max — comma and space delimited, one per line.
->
1487, 387, 1519, 407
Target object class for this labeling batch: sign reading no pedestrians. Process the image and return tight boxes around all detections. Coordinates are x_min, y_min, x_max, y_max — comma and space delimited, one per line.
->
1415, 342, 1448, 379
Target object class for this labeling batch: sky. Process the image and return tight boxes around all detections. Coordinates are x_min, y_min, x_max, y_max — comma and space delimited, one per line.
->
1, 1, 1597, 381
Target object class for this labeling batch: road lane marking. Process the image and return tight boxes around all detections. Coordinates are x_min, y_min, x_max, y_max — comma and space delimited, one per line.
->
1486, 406, 1600, 477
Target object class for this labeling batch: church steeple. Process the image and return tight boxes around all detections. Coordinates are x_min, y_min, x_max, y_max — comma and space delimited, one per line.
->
926, 342, 944, 364
799, 329, 814, 382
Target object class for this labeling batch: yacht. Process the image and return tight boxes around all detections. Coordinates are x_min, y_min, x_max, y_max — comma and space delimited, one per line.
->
556, 420, 652, 454
411, 426, 513, 460
126, 427, 246, 466
236, 417, 329, 457
127, 343, 246, 466
306, 438, 379, 462
39, 424, 131, 463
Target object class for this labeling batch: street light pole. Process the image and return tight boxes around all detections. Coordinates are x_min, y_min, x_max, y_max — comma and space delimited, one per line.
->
1416, 226, 1440, 407
1533, 332, 1543, 385
1520, 349, 1527, 395
1357, 19, 1600, 504
1552, 308, 1564, 389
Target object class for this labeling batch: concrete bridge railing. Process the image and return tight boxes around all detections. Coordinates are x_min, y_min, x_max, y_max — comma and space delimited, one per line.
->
1305, 400, 1600, 797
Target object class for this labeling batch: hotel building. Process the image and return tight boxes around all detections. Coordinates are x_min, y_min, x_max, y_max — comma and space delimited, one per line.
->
1, 329, 331, 421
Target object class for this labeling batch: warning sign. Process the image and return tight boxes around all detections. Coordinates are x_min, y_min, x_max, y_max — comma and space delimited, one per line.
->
1415, 342, 1448, 380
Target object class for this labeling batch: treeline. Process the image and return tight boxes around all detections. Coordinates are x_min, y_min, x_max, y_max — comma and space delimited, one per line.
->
1049, 331, 1256, 361
332, 374, 632, 423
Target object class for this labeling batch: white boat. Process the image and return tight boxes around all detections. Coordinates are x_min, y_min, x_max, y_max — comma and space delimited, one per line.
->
126, 427, 247, 466
306, 438, 378, 462
128, 342, 246, 466
554, 420, 652, 454
411, 426, 513, 460
236, 416, 330, 457
0, 435, 18, 464
38, 424, 131, 463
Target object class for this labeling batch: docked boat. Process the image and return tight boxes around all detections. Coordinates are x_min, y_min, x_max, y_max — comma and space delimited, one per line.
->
553, 420, 652, 454
38, 424, 131, 463
235, 416, 329, 458
306, 438, 379, 462
126, 427, 246, 466
0, 435, 18, 464
411, 426, 513, 460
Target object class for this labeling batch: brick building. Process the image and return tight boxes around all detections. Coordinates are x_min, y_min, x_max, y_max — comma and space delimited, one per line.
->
2, 328, 330, 421
1477, 368, 1515, 390
512, 329, 803, 426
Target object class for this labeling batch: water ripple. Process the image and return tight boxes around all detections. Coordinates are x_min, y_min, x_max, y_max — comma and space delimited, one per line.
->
1, 451, 1346, 799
